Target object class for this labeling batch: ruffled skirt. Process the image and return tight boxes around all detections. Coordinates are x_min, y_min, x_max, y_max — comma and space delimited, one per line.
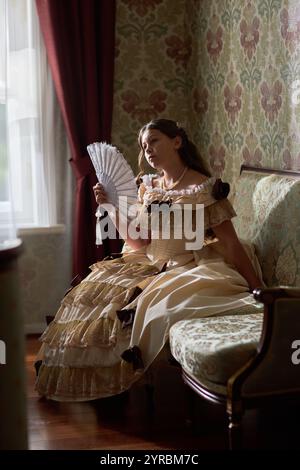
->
35, 255, 164, 401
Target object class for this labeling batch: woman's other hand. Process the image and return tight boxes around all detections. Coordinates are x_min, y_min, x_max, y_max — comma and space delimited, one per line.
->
93, 183, 108, 205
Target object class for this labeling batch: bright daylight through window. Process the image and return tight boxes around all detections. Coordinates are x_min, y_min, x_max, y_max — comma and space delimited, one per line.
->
0, 0, 57, 231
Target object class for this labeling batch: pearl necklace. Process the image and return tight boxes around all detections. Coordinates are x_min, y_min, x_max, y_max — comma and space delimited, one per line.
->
162, 166, 188, 190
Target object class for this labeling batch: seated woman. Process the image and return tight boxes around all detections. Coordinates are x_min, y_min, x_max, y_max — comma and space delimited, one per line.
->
35, 118, 263, 401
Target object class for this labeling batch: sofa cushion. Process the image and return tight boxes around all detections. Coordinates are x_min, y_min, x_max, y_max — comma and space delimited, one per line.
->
169, 312, 263, 393
232, 172, 300, 287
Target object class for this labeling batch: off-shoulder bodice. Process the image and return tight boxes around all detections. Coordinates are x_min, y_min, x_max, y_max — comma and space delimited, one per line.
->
130, 174, 236, 265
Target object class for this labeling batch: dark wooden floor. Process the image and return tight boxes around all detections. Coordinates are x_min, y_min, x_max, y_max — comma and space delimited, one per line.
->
26, 335, 300, 451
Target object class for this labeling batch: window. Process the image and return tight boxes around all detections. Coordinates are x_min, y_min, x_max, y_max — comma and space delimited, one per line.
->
0, 0, 59, 230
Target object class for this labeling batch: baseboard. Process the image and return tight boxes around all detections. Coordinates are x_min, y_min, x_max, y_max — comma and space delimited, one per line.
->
25, 322, 46, 335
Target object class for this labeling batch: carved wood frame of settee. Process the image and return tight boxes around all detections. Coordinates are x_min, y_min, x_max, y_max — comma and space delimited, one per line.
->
181, 286, 300, 449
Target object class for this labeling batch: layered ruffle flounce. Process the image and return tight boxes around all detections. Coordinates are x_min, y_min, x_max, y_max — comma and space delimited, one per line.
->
35, 258, 163, 401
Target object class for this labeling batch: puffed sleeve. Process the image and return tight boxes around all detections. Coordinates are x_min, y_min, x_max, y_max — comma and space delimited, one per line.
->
204, 198, 237, 230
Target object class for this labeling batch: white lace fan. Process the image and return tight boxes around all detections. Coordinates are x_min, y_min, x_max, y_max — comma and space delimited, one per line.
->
87, 142, 138, 244
87, 142, 138, 207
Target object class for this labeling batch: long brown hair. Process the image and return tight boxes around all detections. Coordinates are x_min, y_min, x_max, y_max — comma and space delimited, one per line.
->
137, 119, 211, 182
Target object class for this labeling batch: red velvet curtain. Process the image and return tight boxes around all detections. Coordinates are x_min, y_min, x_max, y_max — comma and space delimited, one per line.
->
36, 0, 120, 277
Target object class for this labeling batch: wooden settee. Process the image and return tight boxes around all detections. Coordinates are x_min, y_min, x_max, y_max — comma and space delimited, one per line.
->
169, 165, 300, 449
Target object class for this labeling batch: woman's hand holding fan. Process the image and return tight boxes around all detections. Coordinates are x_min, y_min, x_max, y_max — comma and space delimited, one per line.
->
93, 183, 108, 205
87, 142, 138, 244
87, 142, 138, 206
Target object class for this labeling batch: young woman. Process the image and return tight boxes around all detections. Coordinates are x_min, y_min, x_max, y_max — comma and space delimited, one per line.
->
36, 119, 262, 401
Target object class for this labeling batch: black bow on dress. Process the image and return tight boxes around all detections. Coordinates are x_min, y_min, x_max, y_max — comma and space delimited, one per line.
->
121, 346, 144, 370
212, 179, 230, 200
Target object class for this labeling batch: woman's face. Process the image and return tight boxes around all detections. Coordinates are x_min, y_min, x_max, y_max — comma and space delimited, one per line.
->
141, 129, 181, 170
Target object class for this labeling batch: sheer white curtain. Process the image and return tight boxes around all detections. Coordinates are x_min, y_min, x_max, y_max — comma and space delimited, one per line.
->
0, 0, 71, 231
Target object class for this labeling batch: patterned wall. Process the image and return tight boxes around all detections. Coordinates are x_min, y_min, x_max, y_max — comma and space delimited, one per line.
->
19, 229, 72, 333
112, 0, 300, 190
111, 0, 190, 173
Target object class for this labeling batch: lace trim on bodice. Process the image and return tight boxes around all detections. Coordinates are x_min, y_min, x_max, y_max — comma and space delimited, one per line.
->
141, 174, 216, 196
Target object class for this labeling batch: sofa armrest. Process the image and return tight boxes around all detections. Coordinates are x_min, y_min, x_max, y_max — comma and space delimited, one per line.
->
253, 286, 300, 303
228, 285, 300, 403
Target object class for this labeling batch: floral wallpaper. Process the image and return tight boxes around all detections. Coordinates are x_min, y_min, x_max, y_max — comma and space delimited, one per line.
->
111, 0, 300, 190
111, 0, 191, 173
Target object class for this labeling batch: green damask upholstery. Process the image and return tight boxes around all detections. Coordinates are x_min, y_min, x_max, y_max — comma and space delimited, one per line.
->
169, 312, 263, 395
233, 172, 300, 287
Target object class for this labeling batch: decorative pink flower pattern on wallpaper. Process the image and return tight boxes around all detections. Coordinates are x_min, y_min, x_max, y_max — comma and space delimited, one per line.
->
224, 84, 242, 125
260, 80, 282, 124
240, 15, 260, 60
242, 147, 262, 166
122, 0, 163, 17
242, 133, 262, 166
112, 0, 300, 191
121, 88, 167, 123
243, 147, 262, 166
280, 7, 300, 52
193, 87, 209, 117
209, 140, 226, 177
165, 35, 192, 68
283, 149, 300, 170
206, 16, 223, 64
